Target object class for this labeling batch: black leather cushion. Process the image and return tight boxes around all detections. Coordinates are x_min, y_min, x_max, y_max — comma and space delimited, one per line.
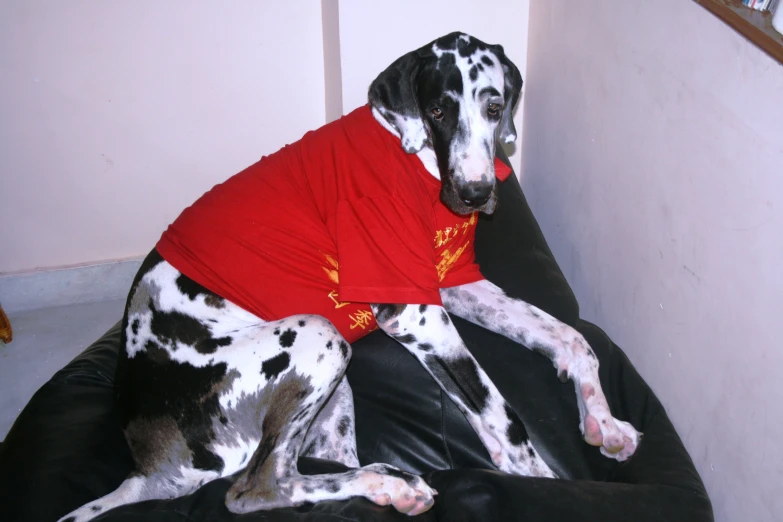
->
0, 152, 713, 522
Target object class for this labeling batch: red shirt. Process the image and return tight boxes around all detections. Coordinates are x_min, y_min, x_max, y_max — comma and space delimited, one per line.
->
156, 105, 511, 343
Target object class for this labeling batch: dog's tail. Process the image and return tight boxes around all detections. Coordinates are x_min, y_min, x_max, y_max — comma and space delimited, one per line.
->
56, 472, 191, 522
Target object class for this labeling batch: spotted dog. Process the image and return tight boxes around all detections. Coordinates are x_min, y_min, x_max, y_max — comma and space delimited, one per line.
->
58, 32, 641, 522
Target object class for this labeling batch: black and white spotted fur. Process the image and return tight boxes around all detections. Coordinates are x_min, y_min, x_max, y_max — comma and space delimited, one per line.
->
58, 32, 641, 521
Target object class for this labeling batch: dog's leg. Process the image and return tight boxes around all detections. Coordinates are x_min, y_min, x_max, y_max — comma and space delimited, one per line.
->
225, 325, 435, 516
57, 472, 212, 522
371, 304, 556, 477
300, 376, 360, 467
440, 279, 641, 461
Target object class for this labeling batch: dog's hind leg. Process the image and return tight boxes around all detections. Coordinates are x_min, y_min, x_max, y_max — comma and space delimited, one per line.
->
56, 471, 211, 522
225, 322, 435, 516
300, 376, 360, 468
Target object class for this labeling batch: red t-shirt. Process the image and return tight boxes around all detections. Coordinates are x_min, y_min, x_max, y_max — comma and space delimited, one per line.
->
156, 105, 511, 343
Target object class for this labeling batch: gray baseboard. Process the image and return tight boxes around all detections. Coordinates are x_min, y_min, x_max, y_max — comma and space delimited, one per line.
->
0, 257, 143, 313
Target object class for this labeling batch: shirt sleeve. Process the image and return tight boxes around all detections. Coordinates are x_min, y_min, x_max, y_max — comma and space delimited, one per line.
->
335, 195, 443, 306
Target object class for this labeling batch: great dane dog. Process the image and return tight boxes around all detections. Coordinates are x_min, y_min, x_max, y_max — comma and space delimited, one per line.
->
59, 32, 641, 521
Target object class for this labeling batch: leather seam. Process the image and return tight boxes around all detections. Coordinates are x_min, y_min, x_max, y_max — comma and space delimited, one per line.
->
440, 388, 454, 469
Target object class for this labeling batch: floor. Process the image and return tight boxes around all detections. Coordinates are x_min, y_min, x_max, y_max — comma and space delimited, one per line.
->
0, 298, 125, 440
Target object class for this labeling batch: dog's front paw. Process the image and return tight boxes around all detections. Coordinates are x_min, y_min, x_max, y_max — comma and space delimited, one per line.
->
491, 441, 557, 479
472, 416, 557, 478
594, 418, 642, 461
579, 383, 642, 461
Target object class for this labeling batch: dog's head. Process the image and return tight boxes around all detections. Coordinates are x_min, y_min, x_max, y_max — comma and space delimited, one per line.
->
369, 32, 522, 216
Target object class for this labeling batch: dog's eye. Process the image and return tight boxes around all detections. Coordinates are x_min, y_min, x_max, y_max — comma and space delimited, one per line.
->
430, 107, 444, 121
487, 103, 501, 116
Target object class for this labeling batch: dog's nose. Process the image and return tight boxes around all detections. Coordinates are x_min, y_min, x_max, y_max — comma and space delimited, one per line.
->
459, 183, 492, 207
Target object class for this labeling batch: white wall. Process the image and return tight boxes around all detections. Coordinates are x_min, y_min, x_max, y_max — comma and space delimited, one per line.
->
523, 1, 783, 521
0, 1, 530, 275
337, 0, 529, 174
0, 1, 326, 273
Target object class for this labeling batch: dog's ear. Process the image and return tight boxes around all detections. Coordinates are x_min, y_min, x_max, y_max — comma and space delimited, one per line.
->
368, 50, 429, 154
490, 44, 523, 144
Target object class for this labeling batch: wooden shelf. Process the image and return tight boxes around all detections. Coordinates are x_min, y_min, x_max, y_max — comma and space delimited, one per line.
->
694, 0, 783, 65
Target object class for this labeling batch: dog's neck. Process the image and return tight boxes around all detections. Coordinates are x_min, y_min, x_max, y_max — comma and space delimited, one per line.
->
371, 107, 440, 180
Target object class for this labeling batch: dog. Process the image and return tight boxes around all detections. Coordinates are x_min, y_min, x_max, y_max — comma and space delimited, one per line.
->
58, 32, 641, 521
